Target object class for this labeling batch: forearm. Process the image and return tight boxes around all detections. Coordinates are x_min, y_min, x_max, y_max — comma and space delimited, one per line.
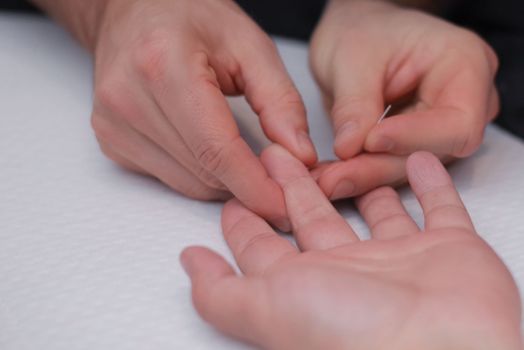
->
30, 0, 109, 50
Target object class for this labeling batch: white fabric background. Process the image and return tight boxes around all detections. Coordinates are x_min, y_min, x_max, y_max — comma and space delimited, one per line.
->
1, 14, 523, 350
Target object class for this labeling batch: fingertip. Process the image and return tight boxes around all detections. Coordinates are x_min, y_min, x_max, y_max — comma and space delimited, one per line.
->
295, 130, 318, 166
314, 162, 357, 200
260, 143, 291, 164
261, 144, 310, 185
318, 154, 408, 200
331, 100, 385, 159
334, 123, 365, 160
406, 151, 443, 174
262, 128, 317, 167
260, 143, 301, 172
246, 71, 316, 165
407, 151, 451, 194
330, 179, 356, 200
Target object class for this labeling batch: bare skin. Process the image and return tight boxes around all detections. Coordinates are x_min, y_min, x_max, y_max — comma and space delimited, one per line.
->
32, 0, 319, 230
30, 0, 500, 211
310, 0, 499, 199
181, 147, 522, 350
24, 2, 518, 347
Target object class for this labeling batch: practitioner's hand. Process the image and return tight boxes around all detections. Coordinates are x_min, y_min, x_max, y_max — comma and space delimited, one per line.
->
181, 146, 521, 350
62, 0, 316, 228
309, 0, 499, 199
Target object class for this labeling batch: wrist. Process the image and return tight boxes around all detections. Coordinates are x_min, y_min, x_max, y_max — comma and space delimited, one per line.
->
31, 0, 110, 51
392, 314, 523, 350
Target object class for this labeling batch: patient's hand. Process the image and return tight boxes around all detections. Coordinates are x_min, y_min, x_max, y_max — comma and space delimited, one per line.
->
181, 146, 521, 350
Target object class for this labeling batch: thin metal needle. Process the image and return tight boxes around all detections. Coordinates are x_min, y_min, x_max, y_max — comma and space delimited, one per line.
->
377, 104, 392, 124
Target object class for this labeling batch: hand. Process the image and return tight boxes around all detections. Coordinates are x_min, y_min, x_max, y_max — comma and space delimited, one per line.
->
309, 0, 499, 199
87, 0, 317, 228
181, 146, 522, 350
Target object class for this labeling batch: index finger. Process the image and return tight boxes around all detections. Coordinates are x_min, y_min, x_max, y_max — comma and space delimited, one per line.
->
148, 50, 289, 230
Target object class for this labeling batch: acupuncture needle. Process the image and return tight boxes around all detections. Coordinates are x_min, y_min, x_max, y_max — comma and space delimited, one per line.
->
377, 104, 392, 124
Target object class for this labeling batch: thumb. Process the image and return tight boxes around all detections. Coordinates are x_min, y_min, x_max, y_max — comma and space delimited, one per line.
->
330, 53, 386, 160
180, 246, 268, 346
236, 37, 318, 166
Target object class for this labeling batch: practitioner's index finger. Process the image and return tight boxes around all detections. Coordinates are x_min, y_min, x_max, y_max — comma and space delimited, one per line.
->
262, 145, 359, 251
407, 152, 475, 232
151, 60, 289, 229
221, 199, 298, 276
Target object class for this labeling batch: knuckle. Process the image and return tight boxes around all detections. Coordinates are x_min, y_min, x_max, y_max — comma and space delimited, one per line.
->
161, 173, 225, 201
275, 87, 305, 114
94, 78, 132, 120
132, 30, 172, 83
257, 86, 305, 130
195, 167, 226, 190
91, 114, 117, 144
195, 137, 235, 176
330, 95, 369, 129
452, 121, 484, 157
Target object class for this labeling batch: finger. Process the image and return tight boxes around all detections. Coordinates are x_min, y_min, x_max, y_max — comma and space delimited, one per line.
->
316, 154, 408, 200
406, 151, 474, 231
235, 37, 317, 166
364, 107, 486, 157
180, 247, 269, 347
330, 51, 386, 160
92, 113, 230, 201
310, 161, 333, 182
148, 51, 289, 230
222, 199, 298, 275
94, 72, 226, 190
356, 187, 419, 240
97, 140, 147, 175
262, 144, 359, 251
366, 56, 493, 158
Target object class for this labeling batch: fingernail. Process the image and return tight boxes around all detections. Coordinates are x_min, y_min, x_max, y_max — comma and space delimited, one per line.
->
330, 179, 355, 200
372, 136, 395, 152
273, 216, 292, 232
296, 130, 315, 156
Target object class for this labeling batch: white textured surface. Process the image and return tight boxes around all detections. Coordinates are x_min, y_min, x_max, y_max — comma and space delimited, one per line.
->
1, 14, 523, 350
